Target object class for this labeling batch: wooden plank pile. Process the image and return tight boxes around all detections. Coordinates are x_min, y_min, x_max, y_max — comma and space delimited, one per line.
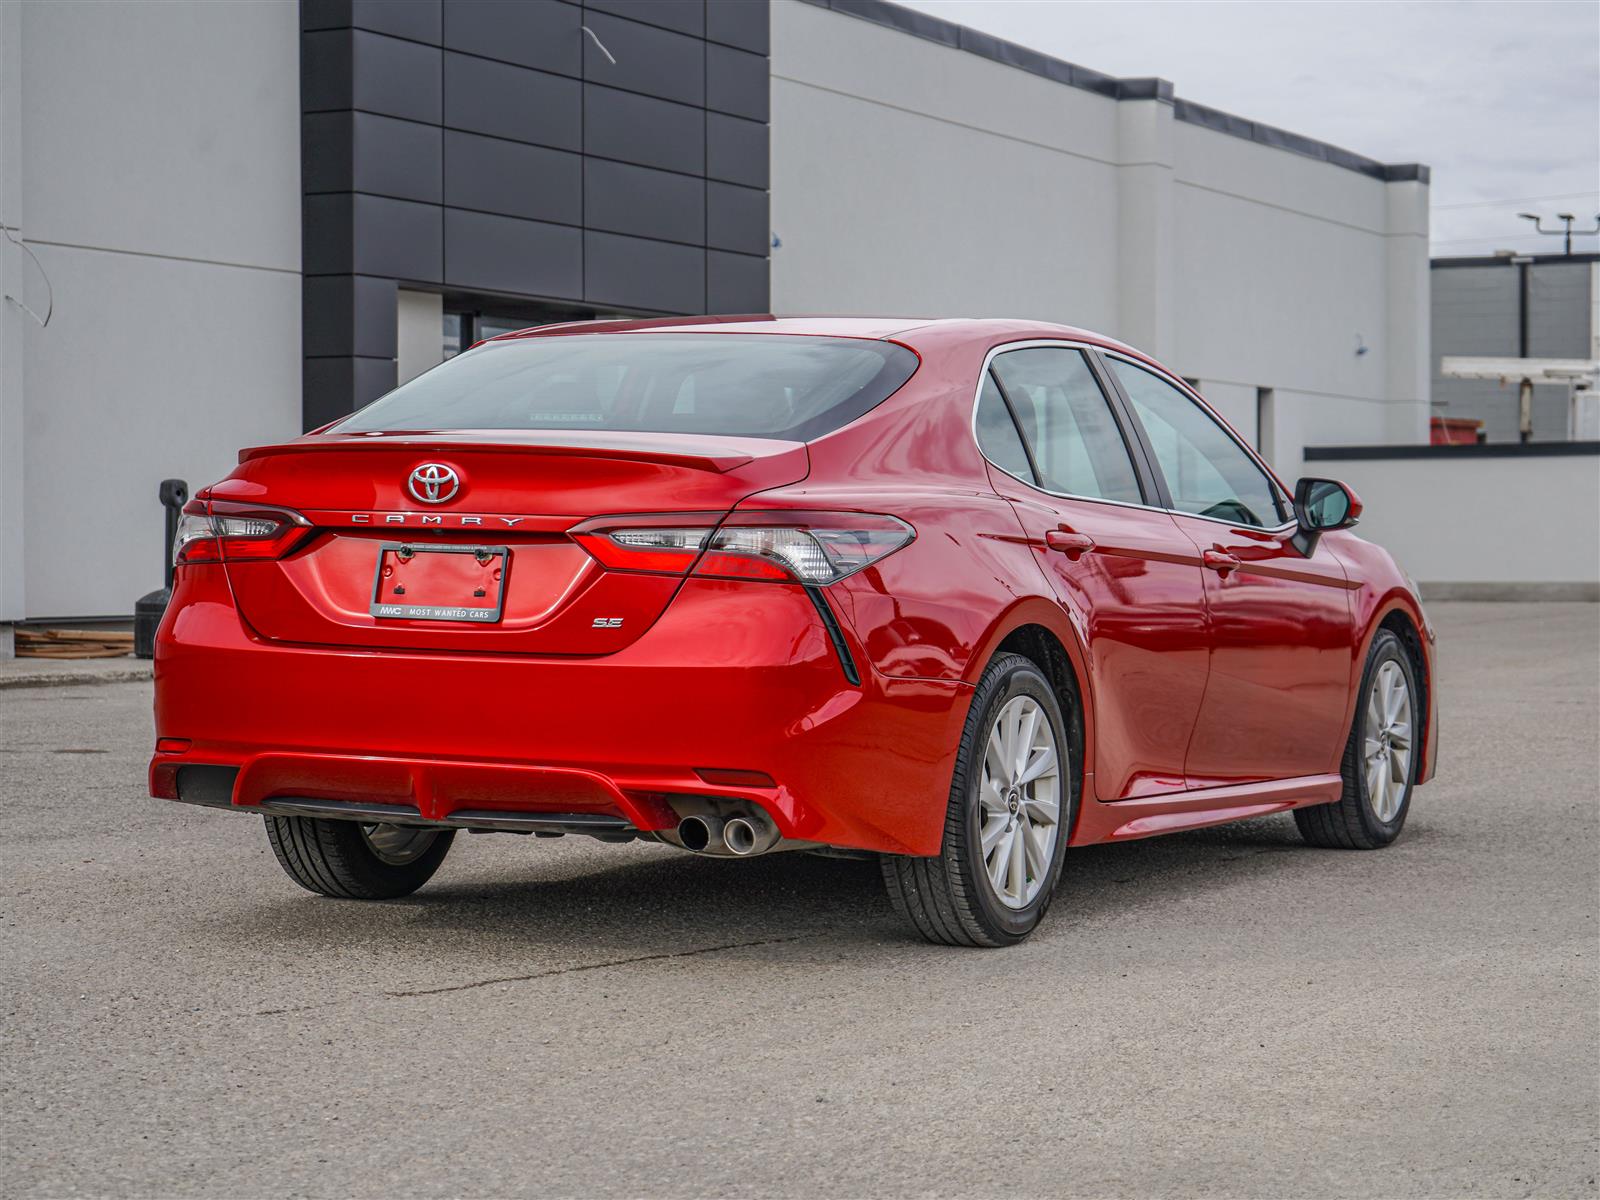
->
14, 629, 135, 659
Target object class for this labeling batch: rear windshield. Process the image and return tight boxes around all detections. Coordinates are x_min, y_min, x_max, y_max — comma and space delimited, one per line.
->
332, 333, 920, 441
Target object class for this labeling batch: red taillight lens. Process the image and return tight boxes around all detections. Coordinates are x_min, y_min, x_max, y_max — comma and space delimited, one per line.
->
569, 514, 722, 575
173, 500, 314, 566
570, 511, 914, 583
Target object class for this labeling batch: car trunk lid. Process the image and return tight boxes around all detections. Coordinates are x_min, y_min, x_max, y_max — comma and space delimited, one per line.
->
211, 431, 808, 655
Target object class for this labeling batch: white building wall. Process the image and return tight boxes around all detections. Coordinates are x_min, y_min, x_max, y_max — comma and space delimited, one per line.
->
1, 0, 24, 638
768, 0, 1122, 333
2, 0, 301, 621
769, 0, 1431, 489
396, 290, 445, 386
1317, 452, 1600, 597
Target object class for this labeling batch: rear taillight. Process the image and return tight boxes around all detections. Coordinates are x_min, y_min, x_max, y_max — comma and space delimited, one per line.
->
173, 500, 314, 566
571, 511, 913, 584
569, 514, 722, 574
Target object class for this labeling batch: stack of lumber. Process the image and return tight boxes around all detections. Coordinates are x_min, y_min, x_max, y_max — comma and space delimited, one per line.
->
15, 629, 135, 659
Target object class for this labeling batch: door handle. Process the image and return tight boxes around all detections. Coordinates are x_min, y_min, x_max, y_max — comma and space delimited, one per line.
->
1202, 549, 1241, 576
1045, 529, 1096, 560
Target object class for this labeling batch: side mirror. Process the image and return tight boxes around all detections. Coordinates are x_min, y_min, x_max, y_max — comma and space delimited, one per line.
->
1291, 478, 1362, 555
1295, 478, 1361, 531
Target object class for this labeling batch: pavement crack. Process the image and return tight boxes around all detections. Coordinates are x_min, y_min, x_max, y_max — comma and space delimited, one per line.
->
383, 933, 822, 998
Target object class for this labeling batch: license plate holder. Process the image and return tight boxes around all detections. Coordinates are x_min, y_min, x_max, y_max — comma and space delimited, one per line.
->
369, 543, 509, 623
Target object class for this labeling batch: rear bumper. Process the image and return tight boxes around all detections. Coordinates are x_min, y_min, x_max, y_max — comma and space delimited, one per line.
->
151, 567, 970, 855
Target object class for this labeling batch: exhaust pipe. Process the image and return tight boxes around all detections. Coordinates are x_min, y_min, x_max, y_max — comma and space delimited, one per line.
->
722, 812, 780, 857
677, 814, 724, 853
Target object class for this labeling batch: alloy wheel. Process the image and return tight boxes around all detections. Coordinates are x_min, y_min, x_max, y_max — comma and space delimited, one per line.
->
1363, 660, 1413, 822
360, 823, 440, 866
978, 695, 1063, 909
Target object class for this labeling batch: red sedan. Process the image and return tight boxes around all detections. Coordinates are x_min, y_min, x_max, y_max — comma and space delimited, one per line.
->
150, 317, 1438, 946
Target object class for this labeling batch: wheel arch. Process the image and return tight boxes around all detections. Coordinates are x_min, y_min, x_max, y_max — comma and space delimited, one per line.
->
966, 601, 1094, 835
1353, 591, 1435, 782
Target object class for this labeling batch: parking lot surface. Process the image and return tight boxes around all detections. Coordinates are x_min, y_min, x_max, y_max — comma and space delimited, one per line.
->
3, 602, 1597, 1198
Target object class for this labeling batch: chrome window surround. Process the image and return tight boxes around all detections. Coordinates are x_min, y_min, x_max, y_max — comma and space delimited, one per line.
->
968, 339, 1296, 534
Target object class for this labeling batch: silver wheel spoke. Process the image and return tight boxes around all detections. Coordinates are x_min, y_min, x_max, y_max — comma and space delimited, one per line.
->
981, 812, 1010, 853
980, 774, 1007, 813
1017, 743, 1057, 787
985, 727, 1009, 786
1007, 825, 1027, 900
1015, 705, 1040, 778
1022, 819, 1050, 879
989, 826, 1015, 894
1023, 794, 1059, 826
1389, 746, 1408, 786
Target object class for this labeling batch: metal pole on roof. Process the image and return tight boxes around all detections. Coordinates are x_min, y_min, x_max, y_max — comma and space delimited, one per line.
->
1518, 212, 1600, 256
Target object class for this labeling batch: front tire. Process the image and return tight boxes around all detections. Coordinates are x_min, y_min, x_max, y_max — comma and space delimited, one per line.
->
881, 653, 1073, 946
265, 816, 454, 899
1295, 627, 1419, 850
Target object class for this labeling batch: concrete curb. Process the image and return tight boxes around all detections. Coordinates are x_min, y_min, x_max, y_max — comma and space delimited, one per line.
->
0, 664, 153, 690
1419, 581, 1600, 602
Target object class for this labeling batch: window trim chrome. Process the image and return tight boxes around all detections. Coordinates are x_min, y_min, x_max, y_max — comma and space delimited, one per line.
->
969, 338, 1297, 535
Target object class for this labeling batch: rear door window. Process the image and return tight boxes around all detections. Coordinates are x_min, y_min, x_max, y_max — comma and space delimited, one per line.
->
990, 348, 1143, 504
974, 371, 1037, 484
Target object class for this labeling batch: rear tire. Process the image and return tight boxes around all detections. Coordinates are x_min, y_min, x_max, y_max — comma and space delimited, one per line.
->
265, 816, 454, 899
881, 653, 1073, 947
1295, 627, 1419, 850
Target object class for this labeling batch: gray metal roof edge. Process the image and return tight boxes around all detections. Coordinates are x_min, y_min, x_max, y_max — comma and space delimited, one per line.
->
798, 0, 1428, 185
1432, 251, 1600, 268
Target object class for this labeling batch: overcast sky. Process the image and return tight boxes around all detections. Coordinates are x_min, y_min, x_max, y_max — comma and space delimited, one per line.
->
895, 0, 1600, 258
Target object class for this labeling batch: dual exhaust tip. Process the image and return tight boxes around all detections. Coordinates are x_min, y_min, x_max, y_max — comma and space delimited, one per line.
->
677, 811, 780, 857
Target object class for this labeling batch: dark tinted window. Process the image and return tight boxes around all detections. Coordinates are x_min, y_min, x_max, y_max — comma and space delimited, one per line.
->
1110, 359, 1285, 527
975, 371, 1036, 483
335, 334, 919, 441
991, 348, 1142, 503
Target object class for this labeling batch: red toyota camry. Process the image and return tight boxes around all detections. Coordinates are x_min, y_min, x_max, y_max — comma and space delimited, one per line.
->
151, 317, 1437, 946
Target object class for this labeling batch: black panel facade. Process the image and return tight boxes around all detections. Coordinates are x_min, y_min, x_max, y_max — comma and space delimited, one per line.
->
300, 0, 771, 429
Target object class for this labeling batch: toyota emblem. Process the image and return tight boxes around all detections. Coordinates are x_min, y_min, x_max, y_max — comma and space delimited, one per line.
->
407, 463, 460, 504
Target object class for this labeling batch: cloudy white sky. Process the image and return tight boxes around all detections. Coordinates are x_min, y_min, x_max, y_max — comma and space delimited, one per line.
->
896, 0, 1600, 258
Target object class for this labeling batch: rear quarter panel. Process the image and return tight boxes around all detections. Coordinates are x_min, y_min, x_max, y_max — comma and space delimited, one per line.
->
741, 328, 1102, 786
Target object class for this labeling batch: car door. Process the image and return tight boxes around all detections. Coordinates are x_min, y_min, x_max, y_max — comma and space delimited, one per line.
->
976, 344, 1211, 801
1103, 356, 1359, 788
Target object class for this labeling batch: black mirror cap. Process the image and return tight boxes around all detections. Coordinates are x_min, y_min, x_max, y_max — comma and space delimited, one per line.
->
1290, 478, 1362, 555
1295, 477, 1363, 532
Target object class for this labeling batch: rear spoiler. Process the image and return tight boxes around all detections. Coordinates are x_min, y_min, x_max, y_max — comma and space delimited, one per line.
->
238, 432, 806, 475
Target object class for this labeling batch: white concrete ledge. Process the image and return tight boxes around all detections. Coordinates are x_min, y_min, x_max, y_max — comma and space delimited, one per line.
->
1420, 582, 1600, 602
0, 657, 151, 689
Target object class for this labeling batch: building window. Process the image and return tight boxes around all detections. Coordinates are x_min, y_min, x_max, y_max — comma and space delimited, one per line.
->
443, 303, 646, 359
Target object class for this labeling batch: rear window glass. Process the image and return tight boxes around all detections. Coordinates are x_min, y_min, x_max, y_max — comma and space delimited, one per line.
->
333, 334, 920, 442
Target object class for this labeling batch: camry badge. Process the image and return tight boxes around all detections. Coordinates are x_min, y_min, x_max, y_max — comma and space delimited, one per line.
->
406, 463, 460, 504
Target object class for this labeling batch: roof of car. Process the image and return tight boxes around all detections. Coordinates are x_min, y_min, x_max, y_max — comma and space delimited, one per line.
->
487, 314, 1143, 358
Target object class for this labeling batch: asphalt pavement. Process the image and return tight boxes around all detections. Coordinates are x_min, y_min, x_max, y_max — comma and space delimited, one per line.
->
3, 602, 1596, 1198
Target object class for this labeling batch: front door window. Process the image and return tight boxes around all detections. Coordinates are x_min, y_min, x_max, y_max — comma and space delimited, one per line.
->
1108, 360, 1285, 527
